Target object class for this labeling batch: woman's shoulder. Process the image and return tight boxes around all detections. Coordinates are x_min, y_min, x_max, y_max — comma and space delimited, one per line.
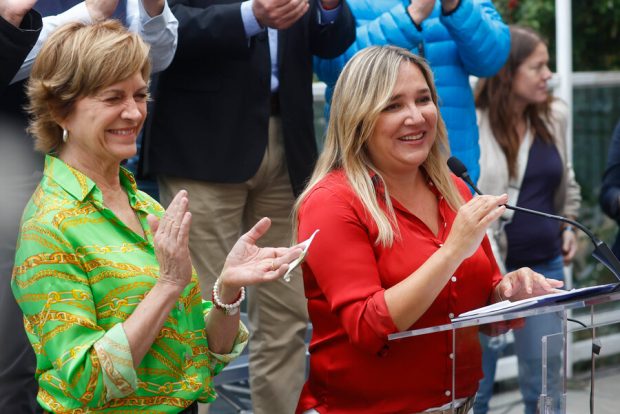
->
546, 98, 569, 125
306, 170, 354, 197
301, 170, 361, 211
549, 97, 569, 120
20, 180, 70, 227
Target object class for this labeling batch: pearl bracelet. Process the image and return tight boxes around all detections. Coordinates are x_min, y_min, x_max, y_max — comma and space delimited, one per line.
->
212, 278, 245, 316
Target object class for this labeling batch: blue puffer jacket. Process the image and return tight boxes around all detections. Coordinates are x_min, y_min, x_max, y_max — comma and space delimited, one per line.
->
314, 0, 510, 184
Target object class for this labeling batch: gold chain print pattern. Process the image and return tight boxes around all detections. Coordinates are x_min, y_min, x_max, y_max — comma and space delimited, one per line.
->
12, 156, 247, 412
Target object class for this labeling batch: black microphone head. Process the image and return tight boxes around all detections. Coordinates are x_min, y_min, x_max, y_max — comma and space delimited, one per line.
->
447, 156, 468, 178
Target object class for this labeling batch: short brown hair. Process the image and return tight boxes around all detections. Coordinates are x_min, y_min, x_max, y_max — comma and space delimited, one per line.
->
27, 20, 151, 153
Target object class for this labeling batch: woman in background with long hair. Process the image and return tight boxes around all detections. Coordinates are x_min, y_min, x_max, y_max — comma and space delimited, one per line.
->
474, 25, 581, 414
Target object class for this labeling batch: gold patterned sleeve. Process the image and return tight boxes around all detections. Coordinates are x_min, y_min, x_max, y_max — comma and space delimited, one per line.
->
202, 301, 249, 376
92, 323, 138, 399
11, 220, 136, 407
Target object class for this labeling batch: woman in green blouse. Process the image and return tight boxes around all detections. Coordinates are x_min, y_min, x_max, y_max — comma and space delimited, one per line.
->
11, 21, 302, 413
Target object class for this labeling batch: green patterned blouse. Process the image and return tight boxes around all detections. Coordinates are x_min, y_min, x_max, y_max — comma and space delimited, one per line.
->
11, 156, 248, 413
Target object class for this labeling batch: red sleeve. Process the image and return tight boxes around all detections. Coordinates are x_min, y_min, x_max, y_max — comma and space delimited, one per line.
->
298, 185, 398, 354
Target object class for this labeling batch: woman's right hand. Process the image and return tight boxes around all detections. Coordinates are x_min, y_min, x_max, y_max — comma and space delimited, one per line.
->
443, 194, 508, 262
147, 190, 193, 292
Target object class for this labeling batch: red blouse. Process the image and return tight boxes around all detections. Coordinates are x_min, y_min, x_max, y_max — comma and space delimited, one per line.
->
296, 170, 502, 414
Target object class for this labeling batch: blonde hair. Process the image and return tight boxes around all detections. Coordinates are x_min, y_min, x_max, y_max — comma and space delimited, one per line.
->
294, 46, 463, 247
27, 20, 151, 153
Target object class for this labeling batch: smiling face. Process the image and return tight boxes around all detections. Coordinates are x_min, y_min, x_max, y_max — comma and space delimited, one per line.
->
62, 71, 148, 165
366, 62, 438, 178
512, 42, 552, 107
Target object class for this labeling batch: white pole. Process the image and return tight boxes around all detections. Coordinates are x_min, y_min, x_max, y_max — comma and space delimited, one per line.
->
556, 0, 574, 380
556, 0, 573, 158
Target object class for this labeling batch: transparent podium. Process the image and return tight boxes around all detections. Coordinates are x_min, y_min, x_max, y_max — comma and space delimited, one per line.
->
388, 289, 620, 414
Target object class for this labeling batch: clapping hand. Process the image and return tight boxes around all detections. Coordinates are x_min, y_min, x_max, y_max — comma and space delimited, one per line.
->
253, 0, 309, 30
147, 190, 193, 292
217, 217, 303, 301
407, 0, 435, 26
0, 0, 37, 27
85, 0, 120, 22
496, 267, 564, 302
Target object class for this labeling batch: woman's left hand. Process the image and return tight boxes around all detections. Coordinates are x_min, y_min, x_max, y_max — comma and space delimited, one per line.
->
217, 217, 303, 302
496, 267, 564, 302
561, 229, 578, 264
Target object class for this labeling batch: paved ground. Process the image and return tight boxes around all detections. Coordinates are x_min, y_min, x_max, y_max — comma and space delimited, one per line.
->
209, 367, 620, 413
484, 366, 620, 414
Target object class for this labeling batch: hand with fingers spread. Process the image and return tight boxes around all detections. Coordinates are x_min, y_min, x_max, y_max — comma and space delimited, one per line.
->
147, 190, 193, 292
495, 267, 564, 302
217, 217, 303, 302
252, 0, 309, 30
443, 194, 508, 263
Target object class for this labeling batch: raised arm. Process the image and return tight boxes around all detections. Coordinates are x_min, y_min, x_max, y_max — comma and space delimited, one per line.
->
127, 0, 179, 73
0, 0, 40, 88
439, 0, 510, 77
12, 0, 177, 83
314, 0, 423, 91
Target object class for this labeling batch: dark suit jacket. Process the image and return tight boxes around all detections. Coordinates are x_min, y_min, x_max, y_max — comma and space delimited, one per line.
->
142, 0, 355, 195
0, 10, 41, 91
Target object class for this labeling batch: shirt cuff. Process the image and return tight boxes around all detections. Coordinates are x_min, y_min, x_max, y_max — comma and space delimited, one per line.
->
241, 0, 264, 38
136, 0, 171, 25
317, 1, 341, 25
93, 323, 138, 401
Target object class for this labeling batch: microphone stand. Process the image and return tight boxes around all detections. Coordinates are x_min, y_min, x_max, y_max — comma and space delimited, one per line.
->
451, 158, 620, 282
447, 156, 618, 414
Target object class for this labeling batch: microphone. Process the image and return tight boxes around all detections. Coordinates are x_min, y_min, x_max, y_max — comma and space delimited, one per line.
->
447, 156, 620, 282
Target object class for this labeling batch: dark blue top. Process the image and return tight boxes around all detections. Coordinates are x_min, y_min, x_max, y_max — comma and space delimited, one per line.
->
600, 120, 620, 258
505, 137, 563, 268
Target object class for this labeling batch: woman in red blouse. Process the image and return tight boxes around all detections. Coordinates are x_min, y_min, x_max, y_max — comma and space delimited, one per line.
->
293, 46, 564, 414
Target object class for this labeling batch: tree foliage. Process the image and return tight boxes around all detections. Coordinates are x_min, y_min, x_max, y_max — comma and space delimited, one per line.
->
493, 0, 620, 71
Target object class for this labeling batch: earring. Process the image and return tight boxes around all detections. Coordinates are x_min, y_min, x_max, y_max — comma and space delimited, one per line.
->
62, 129, 68, 143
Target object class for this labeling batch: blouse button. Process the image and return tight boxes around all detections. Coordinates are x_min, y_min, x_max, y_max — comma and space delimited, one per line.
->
445, 390, 451, 397
451, 276, 457, 282
448, 312, 455, 319
438, 243, 444, 247
449, 353, 454, 360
